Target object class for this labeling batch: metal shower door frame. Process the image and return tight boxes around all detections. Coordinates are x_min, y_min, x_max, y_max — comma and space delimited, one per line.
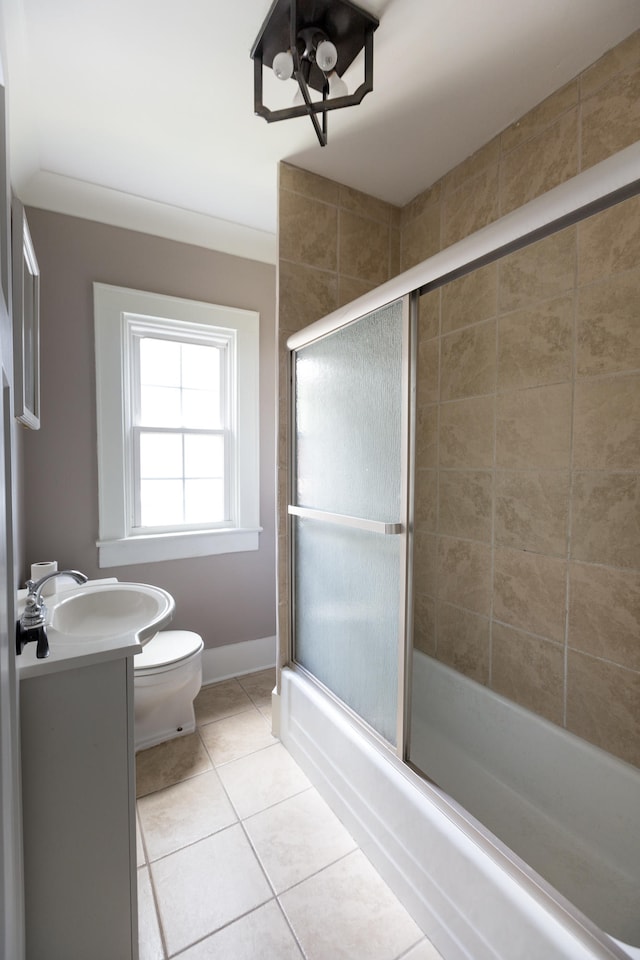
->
287, 294, 415, 758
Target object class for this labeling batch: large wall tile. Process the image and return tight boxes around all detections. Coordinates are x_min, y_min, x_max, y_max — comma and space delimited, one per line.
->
491, 623, 564, 725
390, 229, 401, 278
500, 109, 579, 215
339, 210, 390, 285
573, 375, 640, 470
581, 64, 640, 170
443, 165, 500, 248
400, 181, 442, 230
414, 594, 436, 656
495, 383, 572, 470
338, 184, 396, 223
577, 268, 640, 376
571, 473, 640, 569
441, 263, 498, 334
497, 295, 574, 391
498, 228, 576, 312
493, 547, 567, 643
419, 289, 440, 342
579, 28, 640, 99
566, 650, 640, 767
280, 163, 339, 204
414, 531, 438, 595
440, 320, 496, 401
278, 261, 338, 334
439, 470, 493, 542
439, 396, 494, 469
337, 275, 377, 308
400, 204, 441, 271
437, 536, 492, 615
569, 562, 640, 672
415, 469, 437, 532
416, 404, 438, 470
279, 191, 338, 271
444, 136, 501, 194
417, 338, 439, 406
495, 470, 569, 556
578, 194, 640, 285
436, 602, 489, 685
501, 82, 578, 153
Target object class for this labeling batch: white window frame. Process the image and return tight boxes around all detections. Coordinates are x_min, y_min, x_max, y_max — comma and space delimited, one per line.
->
94, 283, 260, 566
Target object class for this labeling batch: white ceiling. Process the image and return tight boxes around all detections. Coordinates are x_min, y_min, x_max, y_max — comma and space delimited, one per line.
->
1, 0, 640, 262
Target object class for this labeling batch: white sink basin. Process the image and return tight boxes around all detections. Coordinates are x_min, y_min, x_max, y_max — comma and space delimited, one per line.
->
49, 582, 175, 643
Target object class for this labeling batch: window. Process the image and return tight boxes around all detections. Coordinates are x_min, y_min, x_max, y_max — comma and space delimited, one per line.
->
94, 283, 260, 566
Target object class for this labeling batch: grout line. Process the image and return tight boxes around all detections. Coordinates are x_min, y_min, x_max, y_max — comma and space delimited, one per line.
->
138, 847, 170, 960
136, 674, 433, 959
273, 897, 307, 959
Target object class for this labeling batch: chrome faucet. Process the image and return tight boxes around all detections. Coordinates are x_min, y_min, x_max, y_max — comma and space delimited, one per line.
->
16, 569, 88, 659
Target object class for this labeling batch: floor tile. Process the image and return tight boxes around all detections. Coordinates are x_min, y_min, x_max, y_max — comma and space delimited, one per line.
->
136, 812, 146, 867
216, 742, 311, 819
137, 866, 164, 960
151, 824, 273, 956
194, 679, 254, 726
199, 706, 276, 765
279, 850, 423, 960
136, 732, 212, 798
238, 668, 276, 706
138, 769, 237, 861
245, 788, 357, 893
401, 939, 445, 960
176, 901, 303, 959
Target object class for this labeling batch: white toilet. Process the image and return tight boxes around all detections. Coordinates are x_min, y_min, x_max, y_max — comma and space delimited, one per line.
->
133, 629, 204, 752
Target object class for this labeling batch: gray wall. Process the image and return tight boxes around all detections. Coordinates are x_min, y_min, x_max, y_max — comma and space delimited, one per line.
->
22, 209, 276, 650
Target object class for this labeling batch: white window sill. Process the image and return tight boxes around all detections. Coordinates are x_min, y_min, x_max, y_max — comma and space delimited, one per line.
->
97, 528, 261, 567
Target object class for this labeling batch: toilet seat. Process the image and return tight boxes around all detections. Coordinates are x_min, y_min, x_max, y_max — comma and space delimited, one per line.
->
135, 630, 203, 675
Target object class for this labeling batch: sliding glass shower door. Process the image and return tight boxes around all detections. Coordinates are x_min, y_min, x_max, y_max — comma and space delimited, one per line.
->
289, 299, 410, 748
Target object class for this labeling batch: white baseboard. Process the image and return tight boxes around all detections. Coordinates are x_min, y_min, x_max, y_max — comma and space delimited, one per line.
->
201, 636, 277, 685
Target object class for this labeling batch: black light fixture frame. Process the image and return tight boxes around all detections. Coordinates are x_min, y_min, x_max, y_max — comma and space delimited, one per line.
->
251, 0, 379, 147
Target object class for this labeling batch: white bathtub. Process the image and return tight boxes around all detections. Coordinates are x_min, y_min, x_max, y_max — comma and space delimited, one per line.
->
279, 660, 639, 960
410, 652, 640, 954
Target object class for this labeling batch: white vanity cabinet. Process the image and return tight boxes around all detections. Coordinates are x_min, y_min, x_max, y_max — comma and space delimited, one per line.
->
20, 651, 138, 960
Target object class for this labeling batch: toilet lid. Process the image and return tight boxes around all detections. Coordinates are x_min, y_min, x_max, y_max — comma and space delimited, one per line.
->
135, 630, 203, 670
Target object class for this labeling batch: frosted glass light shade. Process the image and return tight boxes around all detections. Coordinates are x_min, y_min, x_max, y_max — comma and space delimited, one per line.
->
328, 72, 348, 98
316, 39, 337, 72
273, 50, 294, 81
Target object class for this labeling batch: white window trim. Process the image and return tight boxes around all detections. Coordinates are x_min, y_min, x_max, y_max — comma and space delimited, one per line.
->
94, 283, 261, 566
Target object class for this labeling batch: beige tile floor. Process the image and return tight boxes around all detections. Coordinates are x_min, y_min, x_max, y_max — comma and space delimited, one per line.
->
136, 668, 444, 960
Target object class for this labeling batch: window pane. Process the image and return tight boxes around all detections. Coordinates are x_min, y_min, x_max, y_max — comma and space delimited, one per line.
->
140, 386, 182, 427
140, 479, 183, 526
140, 338, 181, 387
139, 433, 183, 478
182, 388, 221, 429
182, 342, 220, 390
184, 435, 224, 478
185, 479, 225, 523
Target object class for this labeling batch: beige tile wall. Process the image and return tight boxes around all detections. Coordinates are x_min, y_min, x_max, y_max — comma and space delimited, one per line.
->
414, 195, 640, 768
277, 165, 401, 656
277, 28, 640, 768
400, 29, 640, 271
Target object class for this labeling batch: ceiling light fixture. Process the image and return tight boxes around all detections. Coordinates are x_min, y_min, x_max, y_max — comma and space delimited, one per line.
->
251, 0, 379, 147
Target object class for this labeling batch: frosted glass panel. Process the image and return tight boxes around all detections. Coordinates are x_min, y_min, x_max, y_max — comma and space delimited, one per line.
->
295, 301, 403, 521
294, 518, 400, 745
292, 300, 406, 746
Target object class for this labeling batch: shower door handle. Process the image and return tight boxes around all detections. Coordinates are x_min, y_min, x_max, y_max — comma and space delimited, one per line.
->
288, 505, 403, 535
